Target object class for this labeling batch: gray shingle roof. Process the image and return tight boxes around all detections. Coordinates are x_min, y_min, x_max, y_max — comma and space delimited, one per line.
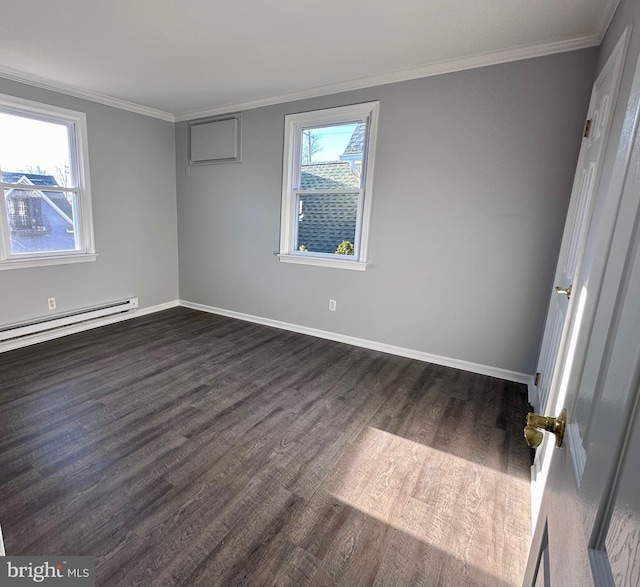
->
297, 193, 358, 255
300, 161, 360, 190
341, 122, 366, 157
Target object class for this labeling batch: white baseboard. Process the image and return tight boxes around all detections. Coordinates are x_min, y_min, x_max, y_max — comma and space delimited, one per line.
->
0, 300, 179, 353
180, 300, 533, 386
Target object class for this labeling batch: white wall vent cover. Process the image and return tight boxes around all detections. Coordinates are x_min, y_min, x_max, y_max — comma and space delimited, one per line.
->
189, 113, 242, 164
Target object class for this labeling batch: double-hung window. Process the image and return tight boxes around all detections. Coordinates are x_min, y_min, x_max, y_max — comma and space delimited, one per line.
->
0, 93, 95, 270
279, 102, 379, 270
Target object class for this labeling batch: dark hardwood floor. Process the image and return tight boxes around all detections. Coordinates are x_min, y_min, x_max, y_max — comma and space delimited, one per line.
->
0, 307, 532, 586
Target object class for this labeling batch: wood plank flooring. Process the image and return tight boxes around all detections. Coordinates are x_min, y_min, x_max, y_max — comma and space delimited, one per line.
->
0, 307, 532, 586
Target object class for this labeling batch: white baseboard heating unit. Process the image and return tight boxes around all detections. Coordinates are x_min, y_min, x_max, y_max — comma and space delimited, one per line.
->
0, 298, 139, 344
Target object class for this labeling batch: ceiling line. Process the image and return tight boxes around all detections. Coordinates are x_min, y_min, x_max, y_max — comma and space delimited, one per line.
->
0, 64, 175, 122
175, 33, 601, 122
0, 9, 616, 124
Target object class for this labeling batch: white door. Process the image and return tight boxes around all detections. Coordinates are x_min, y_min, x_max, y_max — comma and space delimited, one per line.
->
529, 28, 629, 527
525, 43, 640, 586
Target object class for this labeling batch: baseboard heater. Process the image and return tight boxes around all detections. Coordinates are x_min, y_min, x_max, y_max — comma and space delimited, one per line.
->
0, 298, 139, 343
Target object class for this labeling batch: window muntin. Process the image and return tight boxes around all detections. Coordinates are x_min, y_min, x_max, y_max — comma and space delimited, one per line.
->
279, 102, 379, 270
0, 94, 95, 269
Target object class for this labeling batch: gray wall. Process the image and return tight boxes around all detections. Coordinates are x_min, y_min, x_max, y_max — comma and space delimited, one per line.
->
0, 79, 179, 325
176, 50, 597, 376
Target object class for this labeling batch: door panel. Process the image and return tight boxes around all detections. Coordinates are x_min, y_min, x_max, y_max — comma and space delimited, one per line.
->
524, 28, 640, 586
534, 33, 626, 417
538, 304, 565, 411
529, 27, 629, 529
563, 163, 596, 280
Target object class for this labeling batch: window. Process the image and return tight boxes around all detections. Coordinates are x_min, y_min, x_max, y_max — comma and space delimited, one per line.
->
0, 93, 95, 270
279, 102, 379, 270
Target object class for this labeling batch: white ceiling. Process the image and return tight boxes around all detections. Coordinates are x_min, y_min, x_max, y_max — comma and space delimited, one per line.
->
0, 0, 619, 121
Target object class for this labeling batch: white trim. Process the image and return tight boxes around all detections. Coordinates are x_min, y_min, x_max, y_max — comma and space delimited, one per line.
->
0, 64, 175, 122
74, 104, 96, 258
0, 522, 5, 556
1, 296, 532, 385
0, 252, 97, 270
179, 300, 531, 385
277, 254, 367, 271
174, 34, 601, 122
0, 300, 178, 353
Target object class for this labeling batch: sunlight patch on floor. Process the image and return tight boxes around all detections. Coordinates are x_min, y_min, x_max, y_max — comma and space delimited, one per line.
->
327, 426, 529, 586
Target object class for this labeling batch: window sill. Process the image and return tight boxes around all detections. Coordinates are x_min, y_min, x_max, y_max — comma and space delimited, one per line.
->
0, 253, 98, 271
277, 253, 367, 271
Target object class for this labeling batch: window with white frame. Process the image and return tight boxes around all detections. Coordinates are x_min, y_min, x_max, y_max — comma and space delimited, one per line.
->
278, 102, 379, 270
0, 93, 95, 270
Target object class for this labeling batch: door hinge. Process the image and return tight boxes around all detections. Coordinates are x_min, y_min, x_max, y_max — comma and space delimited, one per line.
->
584, 119, 592, 138
534, 372, 541, 387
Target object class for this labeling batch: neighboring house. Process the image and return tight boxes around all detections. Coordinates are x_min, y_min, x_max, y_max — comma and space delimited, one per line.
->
339, 121, 365, 175
297, 127, 362, 254
2, 172, 75, 253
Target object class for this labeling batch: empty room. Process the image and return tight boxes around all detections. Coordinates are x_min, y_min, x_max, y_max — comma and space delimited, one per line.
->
1, 1, 640, 585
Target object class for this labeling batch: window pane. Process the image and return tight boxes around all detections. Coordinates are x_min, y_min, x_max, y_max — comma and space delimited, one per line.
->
0, 113, 73, 186
296, 193, 358, 255
4, 188, 79, 254
298, 122, 365, 190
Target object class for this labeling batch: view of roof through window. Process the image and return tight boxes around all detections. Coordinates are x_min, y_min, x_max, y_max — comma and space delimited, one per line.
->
297, 122, 366, 255
0, 113, 78, 254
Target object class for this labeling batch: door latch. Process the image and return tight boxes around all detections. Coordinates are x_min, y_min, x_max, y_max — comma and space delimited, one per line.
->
524, 408, 567, 448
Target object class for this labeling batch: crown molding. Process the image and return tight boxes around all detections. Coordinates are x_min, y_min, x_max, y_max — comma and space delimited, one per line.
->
175, 33, 601, 121
0, 65, 175, 122
0, 21, 612, 124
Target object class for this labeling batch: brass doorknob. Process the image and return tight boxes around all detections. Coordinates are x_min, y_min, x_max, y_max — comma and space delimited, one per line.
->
523, 408, 567, 448
555, 285, 572, 299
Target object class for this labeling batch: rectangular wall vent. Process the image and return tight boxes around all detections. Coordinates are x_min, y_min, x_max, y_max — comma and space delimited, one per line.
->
189, 112, 243, 165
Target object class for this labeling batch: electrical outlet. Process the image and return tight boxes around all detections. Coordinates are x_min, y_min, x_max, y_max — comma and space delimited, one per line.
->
329, 299, 337, 312
47, 297, 56, 311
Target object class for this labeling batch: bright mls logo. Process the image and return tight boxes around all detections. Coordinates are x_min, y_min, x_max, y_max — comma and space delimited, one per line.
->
1, 557, 94, 586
